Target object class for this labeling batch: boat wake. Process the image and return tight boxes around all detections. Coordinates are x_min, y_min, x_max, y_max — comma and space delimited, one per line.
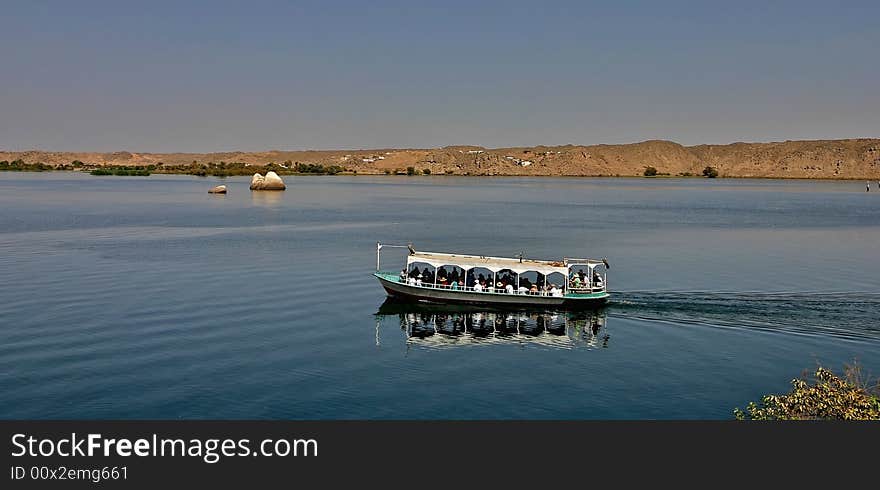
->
609, 291, 880, 343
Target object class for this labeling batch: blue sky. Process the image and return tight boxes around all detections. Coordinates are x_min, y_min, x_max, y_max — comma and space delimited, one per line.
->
2, 0, 878, 151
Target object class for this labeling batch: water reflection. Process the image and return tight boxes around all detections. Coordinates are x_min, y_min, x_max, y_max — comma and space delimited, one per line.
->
250, 190, 284, 208
374, 300, 610, 350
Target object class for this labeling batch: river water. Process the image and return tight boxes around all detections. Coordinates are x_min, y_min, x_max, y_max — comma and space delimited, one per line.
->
1, 173, 878, 419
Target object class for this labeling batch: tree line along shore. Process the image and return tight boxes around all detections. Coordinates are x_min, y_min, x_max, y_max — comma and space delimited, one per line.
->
0, 159, 726, 179
0, 159, 345, 177
2, 138, 879, 179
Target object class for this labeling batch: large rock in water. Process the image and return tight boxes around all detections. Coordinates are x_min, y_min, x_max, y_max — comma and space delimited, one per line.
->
250, 171, 286, 190
208, 185, 227, 194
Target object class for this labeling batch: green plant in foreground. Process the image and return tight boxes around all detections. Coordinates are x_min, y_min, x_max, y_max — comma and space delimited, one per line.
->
734, 363, 880, 420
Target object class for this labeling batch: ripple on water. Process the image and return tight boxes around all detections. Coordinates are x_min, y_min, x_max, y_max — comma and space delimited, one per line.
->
610, 291, 880, 343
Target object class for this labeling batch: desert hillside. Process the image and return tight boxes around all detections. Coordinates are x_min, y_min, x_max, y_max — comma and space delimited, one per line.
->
2, 138, 879, 179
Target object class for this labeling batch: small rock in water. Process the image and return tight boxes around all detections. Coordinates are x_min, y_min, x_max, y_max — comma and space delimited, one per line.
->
250, 171, 286, 190
208, 185, 227, 194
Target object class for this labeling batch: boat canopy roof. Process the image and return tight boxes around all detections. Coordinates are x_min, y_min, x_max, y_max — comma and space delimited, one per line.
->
406, 251, 603, 275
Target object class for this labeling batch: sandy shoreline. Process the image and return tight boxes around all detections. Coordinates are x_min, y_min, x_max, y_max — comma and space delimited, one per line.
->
3, 137, 880, 180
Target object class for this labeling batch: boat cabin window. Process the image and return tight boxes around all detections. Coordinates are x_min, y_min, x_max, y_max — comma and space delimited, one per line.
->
406, 262, 435, 285
435, 265, 465, 288
494, 268, 517, 293
467, 267, 493, 290
567, 265, 605, 290
517, 270, 544, 295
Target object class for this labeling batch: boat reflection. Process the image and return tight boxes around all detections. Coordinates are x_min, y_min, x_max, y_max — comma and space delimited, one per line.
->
374, 299, 610, 350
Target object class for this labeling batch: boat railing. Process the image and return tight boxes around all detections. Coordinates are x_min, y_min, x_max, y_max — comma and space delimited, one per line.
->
567, 286, 605, 294
391, 274, 605, 296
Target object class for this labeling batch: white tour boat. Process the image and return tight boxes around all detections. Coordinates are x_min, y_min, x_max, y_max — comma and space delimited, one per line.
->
373, 243, 610, 309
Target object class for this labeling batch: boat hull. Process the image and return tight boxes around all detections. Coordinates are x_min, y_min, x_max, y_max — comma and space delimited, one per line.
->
375, 273, 608, 309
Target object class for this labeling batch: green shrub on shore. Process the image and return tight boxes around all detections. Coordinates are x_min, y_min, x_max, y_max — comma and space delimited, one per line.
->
294, 163, 344, 175
90, 165, 153, 176
734, 363, 880, 420
0, 160, 54, 171
147, 161, 346, 176
643, 166, 658, 177
703, 166, 719, 178
159, 162, 247, 176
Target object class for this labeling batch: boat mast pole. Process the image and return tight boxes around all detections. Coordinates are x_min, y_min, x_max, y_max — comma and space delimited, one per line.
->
376, 243, 414, 273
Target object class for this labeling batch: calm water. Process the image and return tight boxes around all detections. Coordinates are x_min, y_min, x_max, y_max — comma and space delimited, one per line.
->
1, 173, 878, 419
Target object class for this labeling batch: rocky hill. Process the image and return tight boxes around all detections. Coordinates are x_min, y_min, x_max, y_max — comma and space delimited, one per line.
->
2, 138, 879, 179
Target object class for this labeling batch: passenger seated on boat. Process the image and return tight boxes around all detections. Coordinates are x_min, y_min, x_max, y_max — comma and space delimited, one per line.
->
399, 269, 407, 282
517, 286, 529, 295
505, 283, 514, 294
550, 285, 563, 297
415, 274, 423, 286
451, 280, 459, 290
593, 271, 603, 288
530, 284, 539, 295
473, 281, 483, 292
571, 276, 582, 288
